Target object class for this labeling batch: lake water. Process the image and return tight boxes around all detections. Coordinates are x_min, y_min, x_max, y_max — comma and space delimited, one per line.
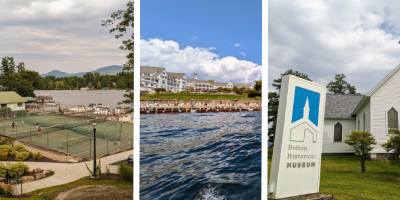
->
141, 112, 261, 200
34, 90, 127, 108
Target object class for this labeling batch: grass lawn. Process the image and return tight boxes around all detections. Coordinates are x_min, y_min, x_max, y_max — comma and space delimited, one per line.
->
269, 154, 400, 200
141, 92, 259, 101
2, 176, 132, 200
320, 156, 400, 200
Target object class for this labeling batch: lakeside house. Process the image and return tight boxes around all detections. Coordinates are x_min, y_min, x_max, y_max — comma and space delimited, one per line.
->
324, 64, 400, 157
140, 66, 250, 93
0, 91, 26, 111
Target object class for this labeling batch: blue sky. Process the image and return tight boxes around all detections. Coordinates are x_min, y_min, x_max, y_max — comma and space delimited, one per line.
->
141, 0, 261, 64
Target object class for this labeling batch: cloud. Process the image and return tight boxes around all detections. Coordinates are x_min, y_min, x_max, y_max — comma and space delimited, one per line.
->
0, 0, 128, 73
141, 38, 261, 83
269, 0, 400, 93
234, 43, 241, 47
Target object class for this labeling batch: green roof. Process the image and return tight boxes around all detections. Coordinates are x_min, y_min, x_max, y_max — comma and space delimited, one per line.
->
0, 91, 27, 104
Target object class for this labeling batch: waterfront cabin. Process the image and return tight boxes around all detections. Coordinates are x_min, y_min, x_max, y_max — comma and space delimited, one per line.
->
0, 91, 26, 111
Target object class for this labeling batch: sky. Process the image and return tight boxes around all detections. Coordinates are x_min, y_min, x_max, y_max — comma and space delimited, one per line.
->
0, 0, 128, 74
141, 0, 262, 83
269, 0, 400, 93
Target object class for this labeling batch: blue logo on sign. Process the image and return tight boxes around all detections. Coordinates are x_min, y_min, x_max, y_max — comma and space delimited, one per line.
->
291, 86, 320, 126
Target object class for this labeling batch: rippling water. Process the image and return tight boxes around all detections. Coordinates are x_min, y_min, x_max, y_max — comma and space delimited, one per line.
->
141, 112, 261, 200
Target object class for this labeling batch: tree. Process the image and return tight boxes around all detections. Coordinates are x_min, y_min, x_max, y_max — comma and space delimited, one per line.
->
103, 1, 133, 113
1, 57, 15, 75
16, 62, 25, 73
345, 131, 376, 173
248, 80, 261, 98
382, 129, 400, 160
268, 69, 311, 142
327, 73, 357, 94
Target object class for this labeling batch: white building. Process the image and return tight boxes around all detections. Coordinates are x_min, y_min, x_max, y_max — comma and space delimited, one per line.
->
140, 66, 187, 92
187, 73, 216, 92
140, 66, 168, 92
167, 72, 186, 92
0, 91, 26, 111
323, 64, 400, 156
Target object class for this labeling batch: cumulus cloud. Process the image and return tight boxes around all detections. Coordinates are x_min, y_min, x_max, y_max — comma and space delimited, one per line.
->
141, 38, 261, 83
233, 43, 241, 47
0, 0, 128, 73
269, 0, 400, 93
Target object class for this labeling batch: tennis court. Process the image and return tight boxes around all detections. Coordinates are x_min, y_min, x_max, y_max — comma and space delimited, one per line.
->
0, 113, 133, 159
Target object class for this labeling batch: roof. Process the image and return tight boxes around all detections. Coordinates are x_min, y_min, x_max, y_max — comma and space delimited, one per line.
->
140, 66, 165, 74
0, 91, 27, 104
325, 93, 364, 119
188, 79, 215, 84
367, 64, 400, 96
167, 72, 185, 79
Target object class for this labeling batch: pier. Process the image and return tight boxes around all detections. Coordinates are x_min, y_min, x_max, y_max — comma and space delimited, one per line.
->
140, 100, 261, 114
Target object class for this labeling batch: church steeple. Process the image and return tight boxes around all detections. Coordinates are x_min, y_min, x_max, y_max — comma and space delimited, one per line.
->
303, 98, 310, 120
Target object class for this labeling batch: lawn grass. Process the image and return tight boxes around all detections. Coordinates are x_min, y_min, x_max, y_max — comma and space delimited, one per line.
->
320, 155, 400, 200
2, 176, 132, 200
141, 92, 259, 101
269, 154, 400, 200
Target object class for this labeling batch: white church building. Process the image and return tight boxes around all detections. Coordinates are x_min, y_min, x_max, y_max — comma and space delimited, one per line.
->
323, 64, 400, 156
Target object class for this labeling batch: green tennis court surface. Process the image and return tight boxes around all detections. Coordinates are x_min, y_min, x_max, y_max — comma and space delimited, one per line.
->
0, 113, 133, 159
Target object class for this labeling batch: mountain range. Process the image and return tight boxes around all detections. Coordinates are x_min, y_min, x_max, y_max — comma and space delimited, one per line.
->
42, 65, 124, 77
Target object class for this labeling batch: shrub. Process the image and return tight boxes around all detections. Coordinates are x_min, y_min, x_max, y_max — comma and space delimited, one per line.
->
0, 182, 12, 196
247, 89, 261, 98
8, 163, 29, 178
0, 144, 13, 154
119, 163, 133, 182
0, 136, 14, 145
15, 151, 30, 161
13, 144, 26, 152
382, 129, 400, 160
0, 163, 29, 178
32, 152, 43, 160
0, 151, 8, 161
345, 131, 376, 173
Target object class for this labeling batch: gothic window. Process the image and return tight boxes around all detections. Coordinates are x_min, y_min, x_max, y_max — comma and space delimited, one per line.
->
388, 108, 398, 130
334, 122, 343, 142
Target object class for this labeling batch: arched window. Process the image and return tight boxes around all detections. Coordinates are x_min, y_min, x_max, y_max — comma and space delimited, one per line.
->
388, 108, 399, 130
334, 122, 343, 142
363, 113, 366, 131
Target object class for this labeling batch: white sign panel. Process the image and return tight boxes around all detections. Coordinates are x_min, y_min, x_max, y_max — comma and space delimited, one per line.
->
269, 75, 326, 199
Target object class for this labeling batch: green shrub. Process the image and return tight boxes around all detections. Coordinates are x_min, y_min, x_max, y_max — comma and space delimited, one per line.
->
32, 152, 43, 160
0, 144, 13, 154
13, 144, 26, 152
0, 163, 29, 178
0, 136, 14, 145
119, 163, 133, 182
15, 151, 30, 161
8, 162, 29, 178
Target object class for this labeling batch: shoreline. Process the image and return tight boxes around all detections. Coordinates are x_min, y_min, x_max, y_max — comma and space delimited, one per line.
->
140, 99, 261, 114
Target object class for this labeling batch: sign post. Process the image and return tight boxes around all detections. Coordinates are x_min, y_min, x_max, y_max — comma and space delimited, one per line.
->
269, 75, 326, 199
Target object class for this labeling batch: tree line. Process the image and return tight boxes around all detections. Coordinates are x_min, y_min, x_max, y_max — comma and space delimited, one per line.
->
0, 56, 133, 97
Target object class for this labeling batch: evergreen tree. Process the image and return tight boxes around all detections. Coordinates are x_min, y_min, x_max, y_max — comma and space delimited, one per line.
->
327, 73, 357, 94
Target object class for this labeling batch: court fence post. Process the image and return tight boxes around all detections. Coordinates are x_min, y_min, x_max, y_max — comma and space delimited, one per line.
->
66, 132, 69, 155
